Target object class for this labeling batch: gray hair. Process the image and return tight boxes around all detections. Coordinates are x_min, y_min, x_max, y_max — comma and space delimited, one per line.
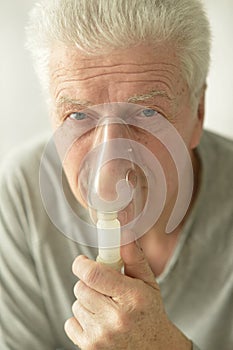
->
26, 0, 211, 102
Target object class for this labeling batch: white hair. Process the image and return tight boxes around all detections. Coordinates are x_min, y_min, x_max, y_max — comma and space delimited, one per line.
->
26, 0, 211, 101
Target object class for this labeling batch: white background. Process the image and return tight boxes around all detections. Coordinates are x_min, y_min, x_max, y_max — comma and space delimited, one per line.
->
1, 0, 233, 160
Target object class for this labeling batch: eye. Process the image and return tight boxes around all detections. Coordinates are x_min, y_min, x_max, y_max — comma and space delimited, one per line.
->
141, 109, 157, 117
69, 112, 87, 120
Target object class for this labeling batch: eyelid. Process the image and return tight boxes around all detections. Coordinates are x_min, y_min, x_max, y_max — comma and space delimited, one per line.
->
66, 109, 100, 121
62, 106, 87, 119
69, 112, 87, 120
142, 105, 171, 120
142, 108, 158, 117
135, 106, 158, 117
57, 101, 88, 118
59, 104, 172, 123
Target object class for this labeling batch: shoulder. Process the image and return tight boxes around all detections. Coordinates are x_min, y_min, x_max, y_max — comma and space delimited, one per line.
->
0, 133, 59, 244
198, 130, 233, 192
1, 133, 50, 172
185, 131, 233, 282
0, 133, 51, 201
199, 129, 233, 161
195, 129, 233, 233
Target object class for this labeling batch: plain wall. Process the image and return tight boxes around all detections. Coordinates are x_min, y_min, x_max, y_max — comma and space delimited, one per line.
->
1, 0, 233, 160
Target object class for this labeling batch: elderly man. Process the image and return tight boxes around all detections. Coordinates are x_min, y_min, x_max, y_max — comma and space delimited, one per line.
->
1, 1, 233, 350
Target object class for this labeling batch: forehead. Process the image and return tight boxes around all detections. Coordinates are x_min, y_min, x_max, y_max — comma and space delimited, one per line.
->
49, 43, 188, 109
50, 42, 179, 69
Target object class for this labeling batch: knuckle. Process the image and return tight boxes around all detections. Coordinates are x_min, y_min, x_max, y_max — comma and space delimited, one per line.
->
71, 300, 79, 316
64, 317, 72, 333
82, 340, 93, 350
122, 284, 150, 314
79, 336, 91, 350
96, 329, 112, 348
84, 264, 102, 286
133, 290, 146, 308
133, 280, 150, 305
71, 301, 76, 316
73, 280, 84, 298
87, 339, 105, 350
114, 310, 131, 332
124, 283, 146, 308
117, 316, 130, 332
72, 256, 80, 274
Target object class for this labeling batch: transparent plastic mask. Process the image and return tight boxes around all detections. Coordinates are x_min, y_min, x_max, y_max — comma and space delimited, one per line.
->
40, 102, 194, 248
77, 115, 148, 227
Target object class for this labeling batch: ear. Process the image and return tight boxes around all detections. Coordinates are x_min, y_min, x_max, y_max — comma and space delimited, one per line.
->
190, 84, 206, 149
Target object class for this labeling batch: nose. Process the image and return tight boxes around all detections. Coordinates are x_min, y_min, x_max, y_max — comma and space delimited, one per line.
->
87, 116, 137, 203
78, 113, 148, 216
93, 116, 132, 145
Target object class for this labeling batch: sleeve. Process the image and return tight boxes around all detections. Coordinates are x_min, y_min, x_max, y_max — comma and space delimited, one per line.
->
0, 164, 56, 349
192, 343, 201, 350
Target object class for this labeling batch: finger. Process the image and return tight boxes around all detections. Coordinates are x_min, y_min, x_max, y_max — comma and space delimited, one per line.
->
72, 299, 96, 331
74, 280, 115, 313
72, 255, 132, 297
64, 317, 84, 348
121, 240, 159, 290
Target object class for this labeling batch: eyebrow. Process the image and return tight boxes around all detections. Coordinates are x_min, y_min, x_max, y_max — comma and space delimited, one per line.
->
127, 89, 173, 103
56, 96, 94, 108
56, 89, 172, 108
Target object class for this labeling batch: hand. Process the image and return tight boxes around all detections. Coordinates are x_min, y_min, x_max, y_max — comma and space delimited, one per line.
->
65, 241, 192, 350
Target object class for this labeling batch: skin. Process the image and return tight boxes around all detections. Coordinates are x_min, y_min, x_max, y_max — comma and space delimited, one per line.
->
49, 42, 205, 349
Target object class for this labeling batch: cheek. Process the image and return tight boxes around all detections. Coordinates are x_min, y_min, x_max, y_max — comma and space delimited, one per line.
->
134, 133, 179, 194
62, 140, 91, 205
62, 128, 181, 208
173, 103, 197, 148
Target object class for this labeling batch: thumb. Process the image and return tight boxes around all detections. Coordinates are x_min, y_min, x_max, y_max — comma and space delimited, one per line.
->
121, 241, 159, 290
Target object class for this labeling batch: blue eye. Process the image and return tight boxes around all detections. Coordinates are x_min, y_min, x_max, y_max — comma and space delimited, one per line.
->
69, 112, 87, 120
142, 109, 157, 117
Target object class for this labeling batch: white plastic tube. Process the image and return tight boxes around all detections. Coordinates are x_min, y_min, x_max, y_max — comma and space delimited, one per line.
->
96, 212, 123, 271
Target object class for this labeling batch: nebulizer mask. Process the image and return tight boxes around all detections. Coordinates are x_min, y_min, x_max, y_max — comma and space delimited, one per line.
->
77, 109, 149, 271
40, 102, 193, 271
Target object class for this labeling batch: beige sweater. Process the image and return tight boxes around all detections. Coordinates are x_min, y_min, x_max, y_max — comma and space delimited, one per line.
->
0, 130, 233, 350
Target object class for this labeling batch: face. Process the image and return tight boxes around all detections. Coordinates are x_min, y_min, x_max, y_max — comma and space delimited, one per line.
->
49, 43, 204, 225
